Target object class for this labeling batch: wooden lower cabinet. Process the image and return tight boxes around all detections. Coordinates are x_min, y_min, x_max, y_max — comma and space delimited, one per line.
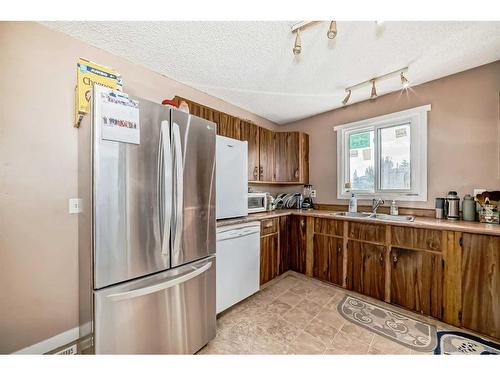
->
461, 233, 500, 339
347, 241, 386, 300
260, 233, 279, 285
279, 216, 290, 275
390, 247, 443, 319
289, 216, 307, 274
313, 234, 343, 286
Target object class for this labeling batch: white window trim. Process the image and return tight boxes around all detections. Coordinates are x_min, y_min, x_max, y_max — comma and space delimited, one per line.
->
335, 105, 430, 202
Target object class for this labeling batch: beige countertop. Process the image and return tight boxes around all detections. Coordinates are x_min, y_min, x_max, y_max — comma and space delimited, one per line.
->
217, 209, 500, 236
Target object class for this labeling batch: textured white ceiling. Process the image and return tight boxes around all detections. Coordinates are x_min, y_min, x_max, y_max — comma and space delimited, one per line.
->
43, 21, 500, 124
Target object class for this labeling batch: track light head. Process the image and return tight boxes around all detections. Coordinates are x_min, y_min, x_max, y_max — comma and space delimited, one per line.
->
400, 72, 410, 89
327, 21, 337, 39
342, 90, 351, 105
293, 30, 302, 55
370, 80, 377, 100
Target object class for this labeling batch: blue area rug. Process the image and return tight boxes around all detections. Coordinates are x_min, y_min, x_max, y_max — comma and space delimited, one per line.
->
434, 331, 500, 355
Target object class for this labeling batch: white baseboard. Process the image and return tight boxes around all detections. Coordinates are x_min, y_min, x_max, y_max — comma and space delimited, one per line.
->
13, 327, 80, 354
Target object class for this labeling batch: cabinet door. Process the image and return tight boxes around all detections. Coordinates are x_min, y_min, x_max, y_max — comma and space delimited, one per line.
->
279, 216, 290, 275
347, 241, 385, 300
275, 132, 300, 182
313, 235, 343, 286
391, 247, 443, 319
258, 127, 275, 182
260, 233, 279, 285
240, 121, 260, 181
461, 234, 500, 339
289, 216, 307, 274
217, 113, 241, 139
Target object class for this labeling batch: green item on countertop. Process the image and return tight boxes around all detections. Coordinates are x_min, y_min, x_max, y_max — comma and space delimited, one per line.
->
462, 194, 476, 222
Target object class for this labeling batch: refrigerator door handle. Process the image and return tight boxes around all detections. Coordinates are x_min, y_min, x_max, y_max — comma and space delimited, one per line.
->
106, 261, 212, 301
159, 121, 172, 256
172, 122, 184, 260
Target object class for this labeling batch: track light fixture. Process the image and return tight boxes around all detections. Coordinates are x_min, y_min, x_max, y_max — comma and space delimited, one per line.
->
327, 21, 337, 39
342, 67, 409, 106
342, 90, 351, 106
370, 80, 377, 100
400, 72, 410, 89
293, 29, 301, 55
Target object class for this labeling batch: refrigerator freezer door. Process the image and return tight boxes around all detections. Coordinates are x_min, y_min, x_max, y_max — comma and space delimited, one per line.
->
171, 111, 216, 268
94, 256, 216, 354
216, 136, 248, 219
93, 90, 172, 289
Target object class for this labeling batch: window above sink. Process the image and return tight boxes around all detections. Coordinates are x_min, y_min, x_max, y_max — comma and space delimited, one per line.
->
335, 105, 430, 201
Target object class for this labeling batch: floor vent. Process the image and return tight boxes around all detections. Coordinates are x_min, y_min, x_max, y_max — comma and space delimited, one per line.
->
54, 344, 78, 355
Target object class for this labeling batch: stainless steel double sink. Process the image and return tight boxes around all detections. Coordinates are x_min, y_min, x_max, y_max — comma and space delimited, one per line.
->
331, 211, 415, 222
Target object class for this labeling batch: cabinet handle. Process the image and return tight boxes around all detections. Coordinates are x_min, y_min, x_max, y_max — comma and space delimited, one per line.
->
337, 247, 341, 253
393, 256, 398, 263
253, 166, 258, 179
264, 222, 273, 228
294, 169, 299, 178
379, 254, 384, 263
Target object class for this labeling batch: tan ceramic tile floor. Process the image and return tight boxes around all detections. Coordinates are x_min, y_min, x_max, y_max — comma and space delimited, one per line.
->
199, 272, 473, 355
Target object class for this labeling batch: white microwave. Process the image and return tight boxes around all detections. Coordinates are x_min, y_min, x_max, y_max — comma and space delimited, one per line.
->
248, 192, 269, 213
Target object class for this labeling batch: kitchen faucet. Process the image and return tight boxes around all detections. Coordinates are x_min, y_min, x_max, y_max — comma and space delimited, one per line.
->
372, 198, 385, 213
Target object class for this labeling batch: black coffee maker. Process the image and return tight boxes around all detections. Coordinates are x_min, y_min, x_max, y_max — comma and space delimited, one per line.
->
302, 184, 314, 209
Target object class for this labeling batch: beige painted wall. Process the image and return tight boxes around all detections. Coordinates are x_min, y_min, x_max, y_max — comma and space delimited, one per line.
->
0, 21, 277, 353
281, 61, 500, 209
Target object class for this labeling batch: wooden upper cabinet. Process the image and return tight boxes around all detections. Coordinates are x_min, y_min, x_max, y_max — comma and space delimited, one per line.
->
239, 120, 260, 181
274, 132, 309, 184
391, 247, 443, 319
259, 127, 275, 182
461, 233, 500, 339
173, 96, 309, 184
217, 112, 241, 139
347, 241, 386, 300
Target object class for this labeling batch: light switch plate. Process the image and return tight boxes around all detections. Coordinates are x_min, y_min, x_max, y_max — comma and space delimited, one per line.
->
69, 198, 82, 214
310, 189, 317, 198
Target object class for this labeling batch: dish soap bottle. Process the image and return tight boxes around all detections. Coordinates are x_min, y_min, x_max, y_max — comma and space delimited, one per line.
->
349, 193, 357, 213
390, 200, 399, 216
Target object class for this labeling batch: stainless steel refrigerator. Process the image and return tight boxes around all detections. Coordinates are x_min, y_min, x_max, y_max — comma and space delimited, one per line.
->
78, 85, 216, 354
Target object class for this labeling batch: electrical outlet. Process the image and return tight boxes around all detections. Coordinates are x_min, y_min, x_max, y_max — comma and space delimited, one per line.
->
310, 189, 317, 198
69, 198, 82, 214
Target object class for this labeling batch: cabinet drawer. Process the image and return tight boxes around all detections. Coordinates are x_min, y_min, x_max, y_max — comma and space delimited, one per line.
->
314, 218, 343, 236
261, 218, 279, 236
348, 222, 386, 243
391, 226, 442, 251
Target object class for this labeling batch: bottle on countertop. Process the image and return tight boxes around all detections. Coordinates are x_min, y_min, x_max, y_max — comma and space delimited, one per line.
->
390, 200, 399, 216
348, 193, 357, 213
462, 194, 476, 222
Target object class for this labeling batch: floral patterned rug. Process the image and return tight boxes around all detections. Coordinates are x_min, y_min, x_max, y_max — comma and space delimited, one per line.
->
434, 331, 500, 355
337, 295, 437, 352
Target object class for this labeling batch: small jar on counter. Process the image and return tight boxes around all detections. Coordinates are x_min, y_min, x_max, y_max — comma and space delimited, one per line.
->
435, 198, 444, 219
462, 194, 476, 221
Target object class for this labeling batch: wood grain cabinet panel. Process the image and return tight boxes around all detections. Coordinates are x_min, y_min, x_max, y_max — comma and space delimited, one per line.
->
239, 120, 260, 181
348, 222, 386, 243
461, 233, 500, 339
314, 218, 343, 236
279, 216, 290, 275
261, 218, 278, 236
347, 241, 386, 300
391, 226, 442, 251
289, 216, 307, 274
217, 113, 241, 139
391, 247, 443, 319
274, 132, 300, 182
313, 235, 343, 285
260, 233, 279, 285
259, 127, 275, 182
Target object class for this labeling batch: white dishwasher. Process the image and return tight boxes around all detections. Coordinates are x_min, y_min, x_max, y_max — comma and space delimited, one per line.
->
216, 221, 260, 314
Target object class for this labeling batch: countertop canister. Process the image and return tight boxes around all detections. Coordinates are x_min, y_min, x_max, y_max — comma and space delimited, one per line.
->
462, 194, 476, 221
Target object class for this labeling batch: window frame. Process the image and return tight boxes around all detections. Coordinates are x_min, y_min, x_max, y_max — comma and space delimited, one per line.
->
335, 105, 430, 201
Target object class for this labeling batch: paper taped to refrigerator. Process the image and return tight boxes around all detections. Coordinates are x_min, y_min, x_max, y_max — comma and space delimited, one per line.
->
100, 91, 140, 144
